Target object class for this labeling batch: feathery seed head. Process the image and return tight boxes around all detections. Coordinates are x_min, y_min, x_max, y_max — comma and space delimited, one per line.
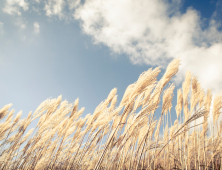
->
105, 88, 117, 105
182, 71, 192, 104
175, 89, 183, 118
120, 84, 135, 106
109, 95, 118, 112
213, 91, 222, 124
130, 67, 161, 100
14, 111, 22, 124
70, 98, 79, 118
0, 103, 13, 120
162, 83, 175, 115
162, 57, 181, 88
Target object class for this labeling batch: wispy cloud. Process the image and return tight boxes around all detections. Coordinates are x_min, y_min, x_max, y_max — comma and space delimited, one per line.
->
34, 22, 40, 34
3, 0, 29, 15
74, 0, 222, 94
44, 0, 65, 19
15, 17, 26, 30
0, 22, 4, 35
67, 0, 81, 9
14, 17, 26, 30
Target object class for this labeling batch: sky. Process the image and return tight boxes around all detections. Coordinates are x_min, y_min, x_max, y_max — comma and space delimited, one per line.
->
0, 0, 222, 133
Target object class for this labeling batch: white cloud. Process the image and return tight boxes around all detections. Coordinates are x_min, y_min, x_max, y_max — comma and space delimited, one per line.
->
44, 0, 65, 19
3, 0, 29, 15
74, 0, 222, 95
34, 22, 40, 34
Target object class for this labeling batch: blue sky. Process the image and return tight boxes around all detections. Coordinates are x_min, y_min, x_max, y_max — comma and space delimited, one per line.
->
0, 0, 222, 131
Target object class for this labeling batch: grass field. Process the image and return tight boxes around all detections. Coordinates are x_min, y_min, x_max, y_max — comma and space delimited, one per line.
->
0, 57, 222, 170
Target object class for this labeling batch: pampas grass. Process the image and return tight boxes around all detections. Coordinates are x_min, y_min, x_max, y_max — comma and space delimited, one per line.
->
0, 57, 222, 170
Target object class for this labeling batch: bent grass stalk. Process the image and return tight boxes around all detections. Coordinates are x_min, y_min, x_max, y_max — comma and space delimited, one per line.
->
0, 57, 222, 169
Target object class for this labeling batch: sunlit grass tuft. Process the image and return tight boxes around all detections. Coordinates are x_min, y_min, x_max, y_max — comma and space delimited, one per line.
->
0, 57, 222, 170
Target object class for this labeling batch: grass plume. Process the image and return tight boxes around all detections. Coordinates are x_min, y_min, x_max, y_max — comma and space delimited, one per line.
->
0, 57, 222, 170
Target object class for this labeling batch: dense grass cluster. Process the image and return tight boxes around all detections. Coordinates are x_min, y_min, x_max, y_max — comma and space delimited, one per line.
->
0, 57, 222, 170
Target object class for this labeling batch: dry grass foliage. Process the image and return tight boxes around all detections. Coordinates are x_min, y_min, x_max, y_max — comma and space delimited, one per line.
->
1, 57, 222, 170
